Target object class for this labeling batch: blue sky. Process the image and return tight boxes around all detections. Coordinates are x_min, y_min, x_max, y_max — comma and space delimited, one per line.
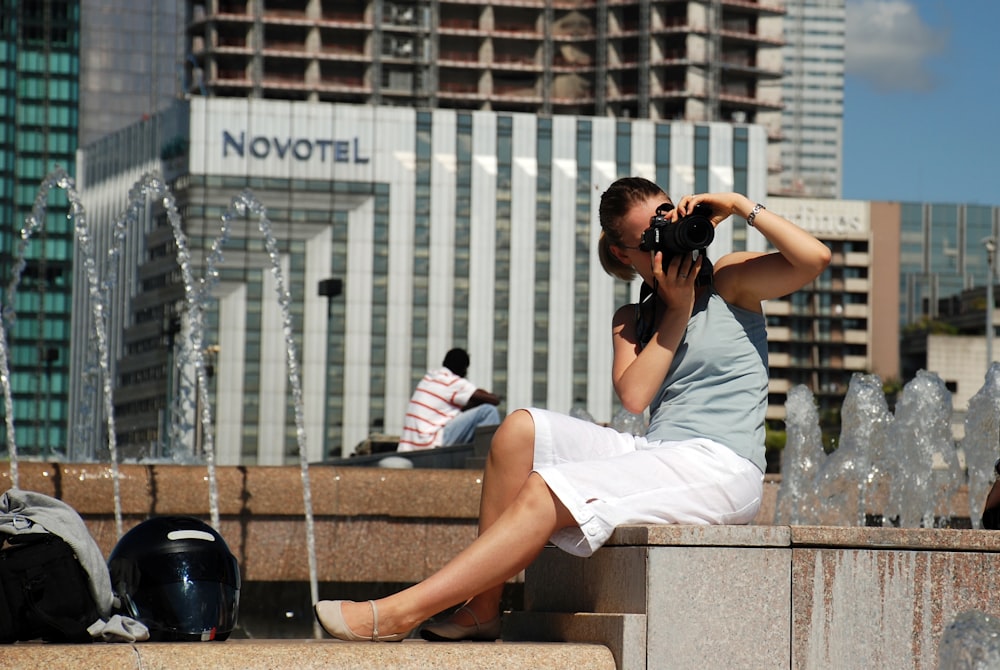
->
843, 0, 1000, 205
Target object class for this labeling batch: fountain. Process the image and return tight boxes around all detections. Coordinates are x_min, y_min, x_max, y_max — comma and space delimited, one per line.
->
961, 363, 1000, 528
937, 610, 1000, 669
777, 365, 1000, 528
3, 171, 128, 535
2, 168, 321, 636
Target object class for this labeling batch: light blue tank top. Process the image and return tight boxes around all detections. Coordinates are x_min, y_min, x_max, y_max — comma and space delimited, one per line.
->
645, 287, 769, 472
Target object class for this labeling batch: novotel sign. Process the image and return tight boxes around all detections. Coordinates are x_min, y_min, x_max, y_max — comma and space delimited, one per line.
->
222, 130, 370, 164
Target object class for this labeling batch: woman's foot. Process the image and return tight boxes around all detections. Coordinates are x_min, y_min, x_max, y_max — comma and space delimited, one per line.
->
420, 605, 501, 642
314, 600, 411, 642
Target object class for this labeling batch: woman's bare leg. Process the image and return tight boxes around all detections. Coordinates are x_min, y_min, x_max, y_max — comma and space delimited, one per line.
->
457, 409, 538, 622
479, 409, 538, 529
329, 470, 575, 637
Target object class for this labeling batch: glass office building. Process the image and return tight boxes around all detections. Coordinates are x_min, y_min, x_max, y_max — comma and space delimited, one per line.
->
898, 202, 1000, 387
0, 0, 79, 457
78, 0, 187, 146
899, 203, 999, 328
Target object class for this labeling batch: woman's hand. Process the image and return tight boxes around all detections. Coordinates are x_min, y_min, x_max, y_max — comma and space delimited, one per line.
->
651, 250, 702, 312
612, 250, 702, 413
671, 192, 752, 227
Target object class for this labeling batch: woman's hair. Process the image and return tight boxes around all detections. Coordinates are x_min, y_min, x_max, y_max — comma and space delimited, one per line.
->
597, 177, 666, 281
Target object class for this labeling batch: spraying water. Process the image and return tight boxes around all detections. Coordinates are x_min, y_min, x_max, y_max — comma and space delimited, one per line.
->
609, 407, 647, 435
2, 171, 322, 637
937, 610, 1000, 669
157, 175, 221, 527
781, 368, 999, 528
1, 168, 127, 535
774, 384, 825, 525
824, 373, 893, 527
887, 370, 963, 528
227, 191, 321, 635
961, 364, 1000, 527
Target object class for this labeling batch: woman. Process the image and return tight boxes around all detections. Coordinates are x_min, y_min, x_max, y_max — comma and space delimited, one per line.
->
314, 176, 831, 641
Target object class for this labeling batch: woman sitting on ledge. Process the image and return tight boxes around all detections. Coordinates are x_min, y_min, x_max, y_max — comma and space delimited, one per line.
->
315, 177, 831, 641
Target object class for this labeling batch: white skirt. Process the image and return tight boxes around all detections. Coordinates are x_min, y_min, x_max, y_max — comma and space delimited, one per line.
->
528, 408, 763, 557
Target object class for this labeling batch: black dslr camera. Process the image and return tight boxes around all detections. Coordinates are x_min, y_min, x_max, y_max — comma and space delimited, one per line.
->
639, 202, 715, 258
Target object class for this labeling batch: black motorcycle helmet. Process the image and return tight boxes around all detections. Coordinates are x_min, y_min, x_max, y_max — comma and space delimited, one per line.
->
108, 516, 240, 641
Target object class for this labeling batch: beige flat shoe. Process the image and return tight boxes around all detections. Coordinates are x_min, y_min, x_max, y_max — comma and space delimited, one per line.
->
314, 599, 410, 642
419, 605, 501, 642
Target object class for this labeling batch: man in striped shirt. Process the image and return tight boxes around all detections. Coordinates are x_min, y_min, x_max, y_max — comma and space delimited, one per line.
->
397, 348, 501, 452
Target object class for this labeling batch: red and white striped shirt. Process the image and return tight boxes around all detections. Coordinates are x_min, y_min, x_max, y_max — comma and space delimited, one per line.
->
397, 368, 477, 451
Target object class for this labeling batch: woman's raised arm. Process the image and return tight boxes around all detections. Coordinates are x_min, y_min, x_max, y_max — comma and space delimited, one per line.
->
673, 193, 831, 311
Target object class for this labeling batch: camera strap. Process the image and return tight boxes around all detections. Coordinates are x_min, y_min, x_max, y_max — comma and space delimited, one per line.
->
695, 256, 714, 287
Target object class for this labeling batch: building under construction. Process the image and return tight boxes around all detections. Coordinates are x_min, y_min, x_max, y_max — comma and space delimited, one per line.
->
187, 1, 785, 145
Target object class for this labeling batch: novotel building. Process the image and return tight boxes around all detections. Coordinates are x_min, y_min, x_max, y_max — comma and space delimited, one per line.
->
71, 97, 773, 465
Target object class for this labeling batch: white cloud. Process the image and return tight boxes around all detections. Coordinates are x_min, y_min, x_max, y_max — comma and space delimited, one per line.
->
845, 0, 948, 92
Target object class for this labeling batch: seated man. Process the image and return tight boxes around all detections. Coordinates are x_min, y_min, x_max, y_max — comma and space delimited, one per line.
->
397, 348, 501, 451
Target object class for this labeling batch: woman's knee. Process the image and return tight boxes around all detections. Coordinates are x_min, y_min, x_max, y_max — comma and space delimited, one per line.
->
514, 473, 576, 530
487, 409, 535, 467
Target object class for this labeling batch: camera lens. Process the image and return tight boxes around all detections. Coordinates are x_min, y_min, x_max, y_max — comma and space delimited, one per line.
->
639, 204, 715, 256
673, 216, 713, 249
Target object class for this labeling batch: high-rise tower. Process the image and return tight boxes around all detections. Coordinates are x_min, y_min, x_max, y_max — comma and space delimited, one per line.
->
773, 0, 845, 198
0, 0, 79, 457
78, 0, 187, 146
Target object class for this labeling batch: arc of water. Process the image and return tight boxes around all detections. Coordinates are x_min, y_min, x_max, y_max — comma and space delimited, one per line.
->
0, 174, 52, 488
5, 169, 223, 537
0, 173, 73, 487
69, 173, 126, 537
230, 191, 320, 637
3, 168, 127, 535
6, 171, 321, 634
0, 308, 16, 489
148, 177, 222, 530
0, 208, 32, 488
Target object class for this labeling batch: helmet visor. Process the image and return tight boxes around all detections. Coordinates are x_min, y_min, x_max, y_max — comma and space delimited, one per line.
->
121, 550, 240, 639
128, 580, 239, 640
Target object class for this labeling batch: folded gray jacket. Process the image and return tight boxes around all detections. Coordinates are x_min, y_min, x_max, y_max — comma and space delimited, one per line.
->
0, 487, 113, 618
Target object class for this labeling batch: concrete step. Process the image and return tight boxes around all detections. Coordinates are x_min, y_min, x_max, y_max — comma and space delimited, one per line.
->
505, 611, 647, 670
2, 639, 617, 670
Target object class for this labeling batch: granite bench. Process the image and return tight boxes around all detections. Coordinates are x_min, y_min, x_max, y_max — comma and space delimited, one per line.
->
506, 523, 1000, 670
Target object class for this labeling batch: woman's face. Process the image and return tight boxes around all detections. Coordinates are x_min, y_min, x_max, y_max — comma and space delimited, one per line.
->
615, 195, 673, 279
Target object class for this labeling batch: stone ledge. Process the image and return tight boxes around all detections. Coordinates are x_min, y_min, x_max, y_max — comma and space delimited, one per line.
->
1, 464, 986, 586
606, 523, 1000, 552
505, 612, 647, 670
1, 462, 485, 519
607, 522, 791, 547
3, 462, 489, 583
2, 465, 973, 528
1, 640, 616, 670
788, 524, 1000, 551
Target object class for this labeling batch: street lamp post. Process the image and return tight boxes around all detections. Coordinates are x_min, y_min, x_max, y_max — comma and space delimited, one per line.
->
985, 238, 996, 369
318, 278, 343, 460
